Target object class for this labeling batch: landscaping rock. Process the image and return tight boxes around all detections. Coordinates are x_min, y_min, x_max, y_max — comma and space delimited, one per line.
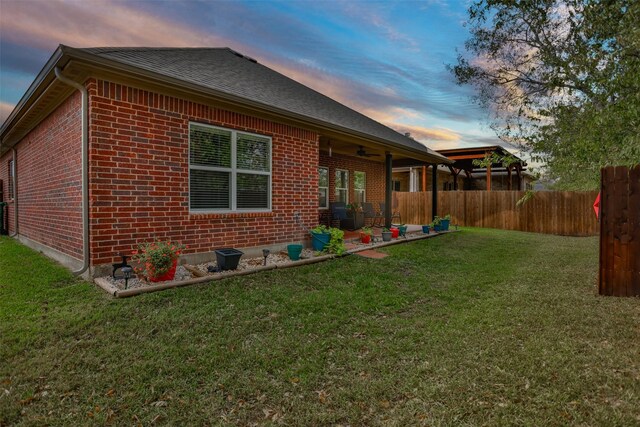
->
102, 265, 193, 290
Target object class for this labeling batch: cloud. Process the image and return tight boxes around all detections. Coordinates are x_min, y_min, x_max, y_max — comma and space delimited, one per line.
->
0, 0, 229, 50
0, 102, 15, 124
339, 3, 421, 51
0, 0, 501, 151
392, 124, 460, 141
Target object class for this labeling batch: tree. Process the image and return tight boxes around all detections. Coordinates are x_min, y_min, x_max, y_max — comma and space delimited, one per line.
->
452, 0, 640, 190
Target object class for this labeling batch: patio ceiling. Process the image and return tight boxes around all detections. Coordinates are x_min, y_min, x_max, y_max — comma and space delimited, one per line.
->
319, 135, 450, 165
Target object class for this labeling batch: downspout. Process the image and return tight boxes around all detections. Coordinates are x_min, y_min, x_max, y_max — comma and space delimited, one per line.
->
54, 68, 89, 276
9, 147, 18, 237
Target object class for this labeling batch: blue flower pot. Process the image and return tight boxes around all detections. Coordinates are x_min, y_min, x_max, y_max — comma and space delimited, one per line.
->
287, 244, 303, 261
310, 231, 330, 251
422, 225, 430, 234
434, 224, 442, 232
441, 219, 450, 231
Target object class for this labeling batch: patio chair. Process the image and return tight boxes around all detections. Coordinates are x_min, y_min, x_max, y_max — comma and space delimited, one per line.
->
378, 202, 401, 225
362, 202, 384, 228
330, 202, 355, 230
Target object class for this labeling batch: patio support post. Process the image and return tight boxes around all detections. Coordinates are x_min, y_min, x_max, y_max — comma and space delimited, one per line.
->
432, 163, 438, 221
515, 164, 522, 190
385, 152, 392, 228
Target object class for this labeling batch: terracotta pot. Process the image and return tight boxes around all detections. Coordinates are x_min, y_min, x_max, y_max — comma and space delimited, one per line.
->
361, 234, 371, 244
147, 258, 178, 282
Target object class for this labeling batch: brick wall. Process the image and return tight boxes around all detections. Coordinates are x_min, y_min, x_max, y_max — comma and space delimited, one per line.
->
88, 79, 319, 266
0, 93, 83, 258
318, 152, 385, 208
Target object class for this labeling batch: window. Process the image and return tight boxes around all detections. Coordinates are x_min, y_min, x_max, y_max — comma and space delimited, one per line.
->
318, 167, 328, 209
392, 180, 401, 192
189, 123, 271, 212
354, 171, 366, 203
7, 159, 14, 200
335, 169, 348, 203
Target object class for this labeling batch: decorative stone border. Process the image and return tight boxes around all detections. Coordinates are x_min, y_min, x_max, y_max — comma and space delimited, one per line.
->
93, 230, 457, 298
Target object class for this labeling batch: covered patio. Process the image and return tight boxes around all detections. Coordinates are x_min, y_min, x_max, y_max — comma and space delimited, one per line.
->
317, 133, 451, 230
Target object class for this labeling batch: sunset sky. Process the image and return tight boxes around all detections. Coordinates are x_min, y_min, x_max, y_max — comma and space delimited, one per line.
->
0, 0, 509, 152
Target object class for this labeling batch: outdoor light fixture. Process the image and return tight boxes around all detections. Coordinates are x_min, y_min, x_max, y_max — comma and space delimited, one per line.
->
121, 265, 133, 289
262, 249, 270, 266
112, 254, 130, 278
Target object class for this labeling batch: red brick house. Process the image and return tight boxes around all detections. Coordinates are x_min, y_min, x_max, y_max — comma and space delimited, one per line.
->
0, 45, 450, 276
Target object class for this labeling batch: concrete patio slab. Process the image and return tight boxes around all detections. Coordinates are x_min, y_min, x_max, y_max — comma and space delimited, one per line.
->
355, 250, 389, 259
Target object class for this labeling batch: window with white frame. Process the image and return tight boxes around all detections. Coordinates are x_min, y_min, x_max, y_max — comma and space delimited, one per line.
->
8, 159, 14, 200
189, 123, 271, 212
335, 169, 348, 204
318, 167, 328, 209
354, 171, 366, 204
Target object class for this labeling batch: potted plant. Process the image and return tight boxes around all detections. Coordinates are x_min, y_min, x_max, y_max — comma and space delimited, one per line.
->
396, 224, 408, 236
390, 226, 399, 238
360, 226, 373, 244
421, 224, 430, 234
346, 203, 365, 229
133, 240, 185, 282
441, 214, 451, 231
382, 227, 392, 242
310, 225, 331, 251
287, 244, 303, 261
215, 248, 244, 270
325, 227, 346, 255
432, 216, 443, 232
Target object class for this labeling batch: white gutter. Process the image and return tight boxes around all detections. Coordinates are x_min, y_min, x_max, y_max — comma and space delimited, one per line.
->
8, 148, 18, 237
54, 67, 89, 276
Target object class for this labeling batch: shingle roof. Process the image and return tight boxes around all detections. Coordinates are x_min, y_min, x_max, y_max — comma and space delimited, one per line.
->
75, 47, 447, 162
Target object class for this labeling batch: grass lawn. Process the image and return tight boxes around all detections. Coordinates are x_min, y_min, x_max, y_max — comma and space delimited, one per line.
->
1, 228, 639, 426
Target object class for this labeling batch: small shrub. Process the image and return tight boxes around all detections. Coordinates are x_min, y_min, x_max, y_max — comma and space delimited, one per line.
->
325, 227, 346, 256
132, 241, 185, 277
310, 225, 329, 234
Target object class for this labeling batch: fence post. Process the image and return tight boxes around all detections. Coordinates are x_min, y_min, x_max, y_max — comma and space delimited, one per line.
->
599, 165, 640, 296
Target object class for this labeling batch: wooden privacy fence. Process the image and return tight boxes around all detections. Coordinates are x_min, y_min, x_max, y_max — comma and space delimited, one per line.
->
599, 165, 640, 297
394, 190, 599, 236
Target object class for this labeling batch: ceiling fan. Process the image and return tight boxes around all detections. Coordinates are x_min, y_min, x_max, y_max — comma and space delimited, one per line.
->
356, 146, 380, 157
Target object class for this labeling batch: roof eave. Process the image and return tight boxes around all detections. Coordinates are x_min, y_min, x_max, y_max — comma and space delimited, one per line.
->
60, 47, 451, 164
0, 45, 68, 141
2, 46, 452, 164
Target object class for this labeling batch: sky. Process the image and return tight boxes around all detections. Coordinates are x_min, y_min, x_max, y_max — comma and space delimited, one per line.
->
0, 0, 511, 152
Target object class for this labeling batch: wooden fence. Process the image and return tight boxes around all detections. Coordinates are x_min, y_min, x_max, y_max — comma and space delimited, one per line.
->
599, 165, 640, 296
394, 190, 599, 236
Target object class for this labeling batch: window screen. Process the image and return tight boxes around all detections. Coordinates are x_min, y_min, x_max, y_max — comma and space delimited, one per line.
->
189, 123, 271, 211
318, 167, 328, 208
335, 169, 348, 204
354, 171, 365, 204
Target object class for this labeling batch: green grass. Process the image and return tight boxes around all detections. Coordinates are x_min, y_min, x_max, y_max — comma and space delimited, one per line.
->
1, 229, 639, 426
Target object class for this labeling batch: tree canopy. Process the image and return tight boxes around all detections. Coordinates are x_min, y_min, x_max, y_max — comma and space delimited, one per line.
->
452, 0, 640, 190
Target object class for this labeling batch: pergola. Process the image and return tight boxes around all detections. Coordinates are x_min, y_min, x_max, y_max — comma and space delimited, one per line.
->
436, 146, 527, 191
